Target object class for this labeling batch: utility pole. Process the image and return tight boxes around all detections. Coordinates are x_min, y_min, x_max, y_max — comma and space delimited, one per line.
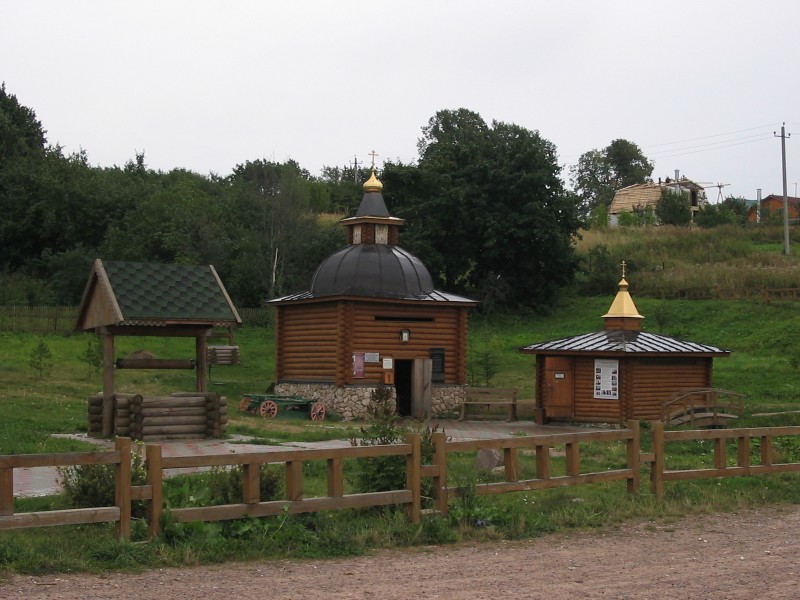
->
775, 123, 791, 255
350, 155, 361, 183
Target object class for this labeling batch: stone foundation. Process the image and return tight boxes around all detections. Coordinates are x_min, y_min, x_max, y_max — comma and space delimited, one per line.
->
274, 382, 467, 420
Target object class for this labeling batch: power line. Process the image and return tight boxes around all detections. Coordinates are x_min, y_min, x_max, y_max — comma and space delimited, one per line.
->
647, 134, 774, 160
640, 123, 779, 150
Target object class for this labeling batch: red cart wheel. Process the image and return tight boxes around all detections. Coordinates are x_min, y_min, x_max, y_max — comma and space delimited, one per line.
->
259, 399, 278, 418
310, 402, 326, 421
239, 397, 253, 413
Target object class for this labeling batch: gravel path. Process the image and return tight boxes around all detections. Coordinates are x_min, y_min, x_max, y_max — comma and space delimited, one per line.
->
3, 506, 798, 599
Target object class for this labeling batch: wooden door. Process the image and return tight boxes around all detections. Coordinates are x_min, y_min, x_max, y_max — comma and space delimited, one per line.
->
544, 356, 574, 418
412, 358, 433, 418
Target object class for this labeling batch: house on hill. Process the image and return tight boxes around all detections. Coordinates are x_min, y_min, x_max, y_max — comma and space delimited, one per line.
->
519, 266, 730, 425
609, 177, 707, 225
747, 194, 800, 223
269, 169, 477, 420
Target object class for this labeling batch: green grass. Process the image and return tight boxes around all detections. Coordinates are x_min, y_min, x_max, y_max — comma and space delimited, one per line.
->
4, 226, 800, 573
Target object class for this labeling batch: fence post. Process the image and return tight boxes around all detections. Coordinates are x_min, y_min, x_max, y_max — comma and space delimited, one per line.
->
405, 433, 421, 523
0, 467, 12, 516
243, 462, 261, 504
114, 437, 132, 541
431, 431, 448, 516
651, 421, 664, 501
714, 437, 727, 470
146, 444, 163, 539
565, 441, 580, 477
327, 457, 344, 498
760, 434, 773, 466
286, 461, 303, 501
737, 435, 751, 471
625, 420, 641, 494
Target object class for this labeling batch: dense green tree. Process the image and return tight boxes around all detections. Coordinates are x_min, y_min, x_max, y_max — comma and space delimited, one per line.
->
383, 108, 581, 310
694, 196, 749, 228
656, 189, 692, 226
570, 139, 654, 215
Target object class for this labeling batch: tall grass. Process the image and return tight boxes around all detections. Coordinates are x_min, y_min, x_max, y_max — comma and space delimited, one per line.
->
576, 224, 800, 296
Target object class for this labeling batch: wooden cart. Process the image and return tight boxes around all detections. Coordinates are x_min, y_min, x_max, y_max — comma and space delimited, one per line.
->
239, 394, 326, 421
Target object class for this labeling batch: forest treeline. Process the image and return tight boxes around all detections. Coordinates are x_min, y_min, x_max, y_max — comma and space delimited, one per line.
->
0, 85, 761, 311
1, 87, 587, 310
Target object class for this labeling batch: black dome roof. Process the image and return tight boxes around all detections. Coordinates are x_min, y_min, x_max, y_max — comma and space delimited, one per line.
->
311, 244, 434, 299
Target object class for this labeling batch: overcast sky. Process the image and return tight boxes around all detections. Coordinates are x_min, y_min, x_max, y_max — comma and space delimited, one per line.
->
2, 0, 798, 200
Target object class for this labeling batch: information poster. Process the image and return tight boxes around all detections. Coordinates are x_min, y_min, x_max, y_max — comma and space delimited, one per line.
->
353, 352, 365, 378
593, 359, 619, 400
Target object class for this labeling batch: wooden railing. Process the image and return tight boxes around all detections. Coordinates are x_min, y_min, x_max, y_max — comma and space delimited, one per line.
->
661, 388, 745, 427
429, 423, 641, 515
4, 421, 800, 541
0, 438, 133, 539
650, 421, 800, 500
144, 434, 422, 538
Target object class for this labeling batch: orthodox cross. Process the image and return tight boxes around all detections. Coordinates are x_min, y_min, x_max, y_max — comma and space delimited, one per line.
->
621, 260, 627, 279
368, 149, 379, 169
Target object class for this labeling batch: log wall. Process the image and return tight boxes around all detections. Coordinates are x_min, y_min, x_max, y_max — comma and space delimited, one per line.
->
88, 392, 227, 440
573, 357, 621, 422
276, 300, 470, 387
626, 358, 710, 421
276, 303, 339, 382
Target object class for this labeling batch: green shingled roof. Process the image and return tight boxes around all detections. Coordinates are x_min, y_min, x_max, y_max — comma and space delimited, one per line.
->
102, 261, 238, 322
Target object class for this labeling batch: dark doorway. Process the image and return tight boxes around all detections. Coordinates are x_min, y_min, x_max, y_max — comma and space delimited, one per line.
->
395, 359, 413, 416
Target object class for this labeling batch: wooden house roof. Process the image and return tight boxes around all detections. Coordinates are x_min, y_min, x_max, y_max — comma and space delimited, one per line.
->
609, 178, 706, 215
75, 259, 242, 331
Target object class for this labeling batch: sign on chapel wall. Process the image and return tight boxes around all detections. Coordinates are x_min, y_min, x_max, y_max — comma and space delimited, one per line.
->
593, 359, 619, 400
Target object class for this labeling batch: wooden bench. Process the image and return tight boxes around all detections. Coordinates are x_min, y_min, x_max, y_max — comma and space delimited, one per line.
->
459, 387, 518, 421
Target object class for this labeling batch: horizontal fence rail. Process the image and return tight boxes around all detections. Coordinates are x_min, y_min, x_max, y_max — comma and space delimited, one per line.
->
650, 422, 800, 500
145, 435, 422, 538
431, 424, 641, 515
0, 438, 132, 539
2, 422, 800, 540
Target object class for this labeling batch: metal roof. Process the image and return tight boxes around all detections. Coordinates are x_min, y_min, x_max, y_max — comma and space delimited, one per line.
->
520, 329, 729, 356
270, 287, 476, 305
310, 244, 434, 299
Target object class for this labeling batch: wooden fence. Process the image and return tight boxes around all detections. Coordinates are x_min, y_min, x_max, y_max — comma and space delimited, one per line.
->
2, 422, 800, 541
650, 421, 800, 500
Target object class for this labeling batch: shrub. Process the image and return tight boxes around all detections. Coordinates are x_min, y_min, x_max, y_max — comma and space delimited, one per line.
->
350, 386, 438, 500
28, 338, 53, 380
79, 335, 104, 379
57, 441, 147, 518
656, 189, 692, 226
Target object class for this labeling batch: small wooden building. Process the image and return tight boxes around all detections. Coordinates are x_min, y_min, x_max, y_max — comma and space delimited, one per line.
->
270, 171, 477, 419
520, 273, 730, 424
75, 259, 242, 436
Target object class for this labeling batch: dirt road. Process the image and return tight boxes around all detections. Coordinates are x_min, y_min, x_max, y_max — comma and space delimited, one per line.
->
3, 506, 798, 599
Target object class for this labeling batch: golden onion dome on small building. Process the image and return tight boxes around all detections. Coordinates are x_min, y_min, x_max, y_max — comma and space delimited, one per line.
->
362, 169, 383, 193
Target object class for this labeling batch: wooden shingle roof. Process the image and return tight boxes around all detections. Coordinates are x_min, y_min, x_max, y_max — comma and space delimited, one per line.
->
75, 259, 242, 331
